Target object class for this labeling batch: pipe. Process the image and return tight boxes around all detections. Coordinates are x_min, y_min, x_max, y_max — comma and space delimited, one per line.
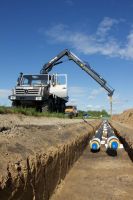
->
90, 120, 119, 151
90, 128, 103, 150
107, 128, 119, 150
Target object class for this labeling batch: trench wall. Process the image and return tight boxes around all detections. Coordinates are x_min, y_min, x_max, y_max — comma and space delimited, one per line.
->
0, 120, 100, 200
110, 121, 133, 162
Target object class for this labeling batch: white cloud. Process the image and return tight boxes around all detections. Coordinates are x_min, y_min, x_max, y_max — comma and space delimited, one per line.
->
65, 0, 74, 6
0, 89, 11, 106
96, 17, 119, 39
45, 24, 70, 43
87, 104, 104, 111
67, 86, 89, 110
88, 88, 104, 100
44, 17, 133, 60
108, 93, 131, 113
66, 99, 77, 106
68, 86, 88, 97
0, 89, 11, 98
87, 104, 93, 108
112, 93, 129, 105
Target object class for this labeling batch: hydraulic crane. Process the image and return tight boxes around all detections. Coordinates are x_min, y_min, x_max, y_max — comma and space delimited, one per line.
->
40, 49, 114, 115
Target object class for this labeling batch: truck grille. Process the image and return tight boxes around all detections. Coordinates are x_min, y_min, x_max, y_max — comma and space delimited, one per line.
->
15, 88, 40, 95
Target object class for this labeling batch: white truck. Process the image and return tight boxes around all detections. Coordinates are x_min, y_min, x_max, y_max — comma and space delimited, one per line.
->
9, 73, 68, 112
9, 49, 114, 113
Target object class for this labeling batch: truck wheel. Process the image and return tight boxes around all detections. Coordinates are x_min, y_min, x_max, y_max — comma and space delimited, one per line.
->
69, 112, 74, 119
12, 101, 20, 108
58, 101, 65, 113
42, 105, 48, 112
12, 102, 16, 108
61, 102, 65, 113
48, 99, 54, 112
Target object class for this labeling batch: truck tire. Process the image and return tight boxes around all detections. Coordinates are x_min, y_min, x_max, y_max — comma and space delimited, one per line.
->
42, 104, 48, 112
41, 98, 53, 113
12, 102, 17, 108
48, 98, 54, 112
57, 100, 65, 113
75, 113, 78, 117
60, 102, 65, 113
12, 101, 20, 108
69, 112, 74, 119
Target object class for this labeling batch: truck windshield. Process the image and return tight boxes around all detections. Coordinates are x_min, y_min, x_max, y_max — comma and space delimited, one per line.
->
19, 75, 49, 86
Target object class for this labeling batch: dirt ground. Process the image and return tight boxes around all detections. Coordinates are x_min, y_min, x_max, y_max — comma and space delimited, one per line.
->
1, 113, 133, 200
0, 114, 99, 194
0, 114, 85, 172
51, 145, 133, 200
112, 109, 133, 128
0, 114, 86, 128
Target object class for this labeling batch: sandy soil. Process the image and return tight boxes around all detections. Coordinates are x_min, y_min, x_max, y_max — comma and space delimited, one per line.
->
112, 109, 133, 128
0, 114, 100, 200
51, 146, 133, 200
0, 115, 95, 177
1, 113, 133, 200
0, 114, 87, 128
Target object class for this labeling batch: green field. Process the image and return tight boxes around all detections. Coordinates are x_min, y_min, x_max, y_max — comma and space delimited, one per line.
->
0, 106, 110, 119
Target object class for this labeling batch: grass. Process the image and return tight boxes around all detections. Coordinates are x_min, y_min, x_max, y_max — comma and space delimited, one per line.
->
0, 106, 104, 119
0, 106, 66, 118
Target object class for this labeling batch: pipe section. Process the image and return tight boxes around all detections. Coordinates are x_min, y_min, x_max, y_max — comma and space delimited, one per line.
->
90, 120, 120, 151
90, 128, 103, 150
103, 120, 119, 150
107, 128, 119, 150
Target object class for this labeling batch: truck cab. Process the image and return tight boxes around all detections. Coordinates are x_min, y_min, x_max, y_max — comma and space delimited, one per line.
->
9, 73, 68, 112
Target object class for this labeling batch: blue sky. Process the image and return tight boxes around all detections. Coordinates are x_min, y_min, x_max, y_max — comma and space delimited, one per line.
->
0, 0, 133, 113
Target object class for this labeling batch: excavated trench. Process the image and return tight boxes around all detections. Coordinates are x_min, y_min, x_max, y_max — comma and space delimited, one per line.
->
50, 122, 133, 200
111, 121, 133, 162
1, 120, 133, 200
0, 120, 100, 200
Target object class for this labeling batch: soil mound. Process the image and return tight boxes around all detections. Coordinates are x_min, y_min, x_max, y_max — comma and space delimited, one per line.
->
112, 109, 133, 127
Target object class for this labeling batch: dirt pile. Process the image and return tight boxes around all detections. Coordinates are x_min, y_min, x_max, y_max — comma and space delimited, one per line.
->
0, 114, 101, 200
112, 109, 133, 128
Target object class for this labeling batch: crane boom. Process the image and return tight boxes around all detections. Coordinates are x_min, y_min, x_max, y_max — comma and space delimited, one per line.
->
40, 49, 114, 97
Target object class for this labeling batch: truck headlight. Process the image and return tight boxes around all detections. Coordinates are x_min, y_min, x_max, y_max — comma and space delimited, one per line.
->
10, 96, 16, 100
35, 97, 42, 101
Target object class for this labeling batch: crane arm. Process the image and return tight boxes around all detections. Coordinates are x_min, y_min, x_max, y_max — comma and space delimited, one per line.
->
40, 49, 114, 96
40, 49, 69, 74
